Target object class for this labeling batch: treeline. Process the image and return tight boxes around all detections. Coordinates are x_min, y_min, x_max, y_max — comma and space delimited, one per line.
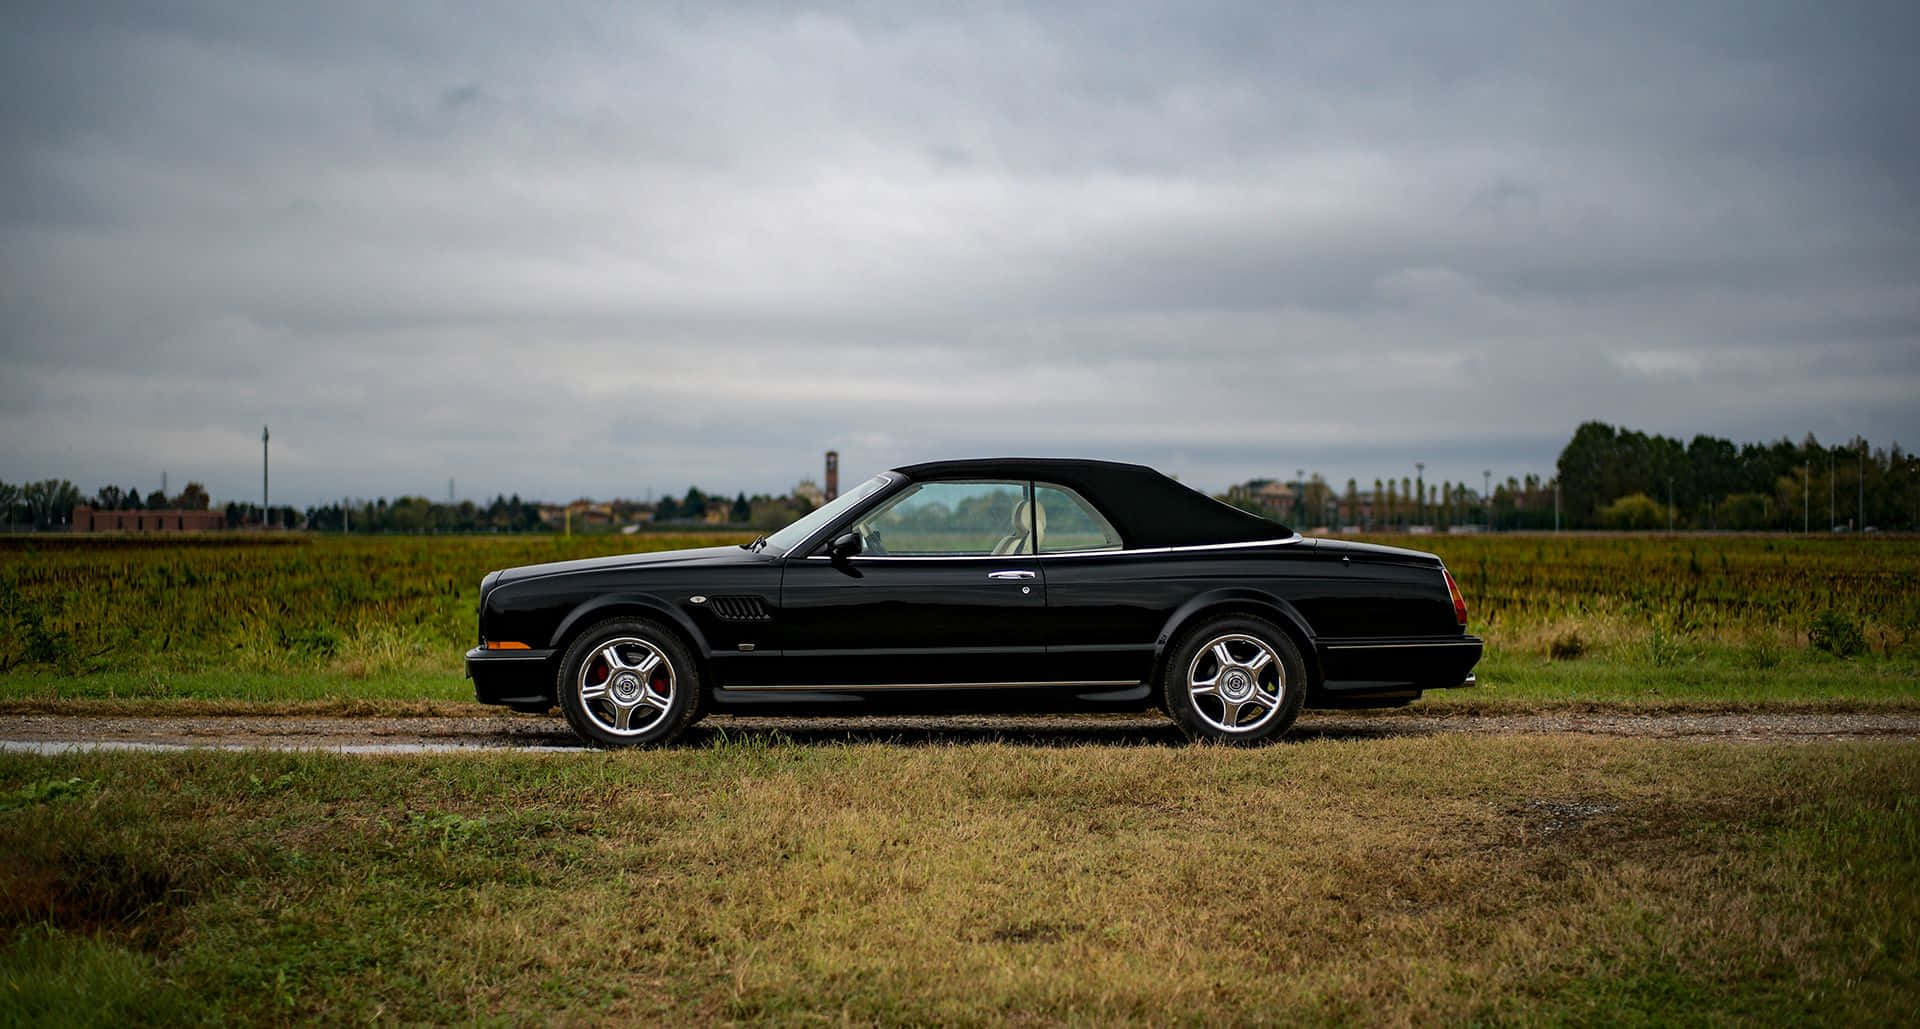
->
1556, 422, 1919, 530
655, 487, 817, 531
0, 480, 87, 530
304, 496, 547, 533
0, 478, 308, 529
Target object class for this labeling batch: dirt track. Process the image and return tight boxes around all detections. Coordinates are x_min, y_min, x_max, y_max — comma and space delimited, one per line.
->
3, 710, 1919, 753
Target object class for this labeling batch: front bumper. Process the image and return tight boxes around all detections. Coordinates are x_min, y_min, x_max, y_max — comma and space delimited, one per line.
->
465, 646, 558, 707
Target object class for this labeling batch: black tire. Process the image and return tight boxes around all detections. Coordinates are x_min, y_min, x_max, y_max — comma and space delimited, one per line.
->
555, 618, 704, 747
1159, 615, 1306, 745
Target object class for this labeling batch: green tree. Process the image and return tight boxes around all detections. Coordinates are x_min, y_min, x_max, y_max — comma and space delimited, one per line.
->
731, 492, 751, 523
176, 482, 211, 510
1597, 493, 1670, 530
1714, 493, 1773, 531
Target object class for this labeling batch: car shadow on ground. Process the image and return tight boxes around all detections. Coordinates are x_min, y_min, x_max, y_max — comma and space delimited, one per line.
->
641, 717, 1441, 750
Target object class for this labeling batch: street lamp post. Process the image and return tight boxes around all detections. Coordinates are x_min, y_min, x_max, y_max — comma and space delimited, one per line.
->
1482, 469, 1491, 531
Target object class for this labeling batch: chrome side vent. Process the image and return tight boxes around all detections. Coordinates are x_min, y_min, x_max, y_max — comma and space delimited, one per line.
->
708, 595, 771, 621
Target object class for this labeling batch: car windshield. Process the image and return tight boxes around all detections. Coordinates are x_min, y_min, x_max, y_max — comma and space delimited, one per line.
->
762, 473, 893, 555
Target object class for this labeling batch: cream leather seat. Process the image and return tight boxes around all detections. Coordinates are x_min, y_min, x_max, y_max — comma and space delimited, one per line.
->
990, 500, 1046, 555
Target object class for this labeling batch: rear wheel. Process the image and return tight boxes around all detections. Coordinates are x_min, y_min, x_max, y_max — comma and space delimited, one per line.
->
556, 618, 702, 747
1161, 616, 1305, 744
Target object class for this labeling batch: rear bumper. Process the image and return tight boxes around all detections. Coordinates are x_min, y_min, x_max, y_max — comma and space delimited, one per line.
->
465, 646, 557, 707
1312, 634, 1484, 699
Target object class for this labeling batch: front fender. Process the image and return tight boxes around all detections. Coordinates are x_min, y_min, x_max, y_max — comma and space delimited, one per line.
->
547, 593, 712, 656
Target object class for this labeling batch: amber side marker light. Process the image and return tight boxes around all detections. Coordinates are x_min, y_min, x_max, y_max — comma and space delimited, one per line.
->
1442, 567, 1469, 626
485, 641, 532, 650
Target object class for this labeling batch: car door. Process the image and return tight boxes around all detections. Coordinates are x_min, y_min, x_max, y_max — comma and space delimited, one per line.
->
777, 479, 1050, 687
1022, 481, 1170, 683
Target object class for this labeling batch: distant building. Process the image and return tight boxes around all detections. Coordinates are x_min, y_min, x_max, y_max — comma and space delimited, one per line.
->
538, 501, 614, 528
71, 507, 225, 532
793, 478, 825, 508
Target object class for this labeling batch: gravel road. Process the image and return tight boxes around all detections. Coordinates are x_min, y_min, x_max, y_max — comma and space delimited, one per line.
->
3, 710, 1918, 753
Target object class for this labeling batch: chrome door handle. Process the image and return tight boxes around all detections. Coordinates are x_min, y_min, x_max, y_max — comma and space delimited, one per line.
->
987, 570, 1036, 580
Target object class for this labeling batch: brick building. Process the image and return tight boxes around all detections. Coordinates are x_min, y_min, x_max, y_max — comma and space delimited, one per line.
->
71, 507, 226, 532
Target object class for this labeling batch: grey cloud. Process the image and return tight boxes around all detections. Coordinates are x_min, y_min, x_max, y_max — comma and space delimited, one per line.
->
2, 1, 1916, 506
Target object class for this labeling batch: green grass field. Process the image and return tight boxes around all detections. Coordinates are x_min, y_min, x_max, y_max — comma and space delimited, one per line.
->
1, 532, 1914, 710
4, 736, 1915, 1023
4, 534, 1917, 1024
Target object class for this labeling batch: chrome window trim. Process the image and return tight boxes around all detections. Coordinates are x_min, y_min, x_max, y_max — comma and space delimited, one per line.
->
799, 535, 1305, 561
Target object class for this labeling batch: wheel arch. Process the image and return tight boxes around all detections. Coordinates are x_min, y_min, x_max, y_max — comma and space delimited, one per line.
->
548, 595, 713, 687
1151, 589, 1322, 692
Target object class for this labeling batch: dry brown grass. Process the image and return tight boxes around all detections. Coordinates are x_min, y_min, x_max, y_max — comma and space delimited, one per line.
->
3, 735, 1916, 1023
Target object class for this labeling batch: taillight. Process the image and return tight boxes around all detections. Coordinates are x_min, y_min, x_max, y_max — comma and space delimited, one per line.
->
1442, 566, 1469, 626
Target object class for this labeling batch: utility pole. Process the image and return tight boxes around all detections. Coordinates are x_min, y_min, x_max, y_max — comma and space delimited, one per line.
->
1482, 469, 1492, 531
1415, 462, 1425, 525
262, 425, 270, 530
343, 496, 349, 534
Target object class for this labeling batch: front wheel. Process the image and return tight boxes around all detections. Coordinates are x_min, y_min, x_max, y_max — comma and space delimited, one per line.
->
556, 619, 703, 747
1161, 616, 1306, 744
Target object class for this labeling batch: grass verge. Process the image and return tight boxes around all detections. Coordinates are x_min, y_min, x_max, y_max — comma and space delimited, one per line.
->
2, 736, 1916, 1023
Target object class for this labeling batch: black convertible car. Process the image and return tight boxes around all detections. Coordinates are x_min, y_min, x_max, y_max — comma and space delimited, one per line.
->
467, 458, 1481, 746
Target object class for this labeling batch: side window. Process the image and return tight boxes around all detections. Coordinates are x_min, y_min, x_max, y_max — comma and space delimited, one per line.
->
852, 480, 1031, 556
1034, 483, 1122, 553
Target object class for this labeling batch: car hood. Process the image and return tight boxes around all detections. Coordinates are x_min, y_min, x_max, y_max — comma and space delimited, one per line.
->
493, 544, 761, 584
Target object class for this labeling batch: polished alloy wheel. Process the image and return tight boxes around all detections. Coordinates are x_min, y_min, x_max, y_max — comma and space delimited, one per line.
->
576, 637, 674, 735
1185, 633, 1286, 734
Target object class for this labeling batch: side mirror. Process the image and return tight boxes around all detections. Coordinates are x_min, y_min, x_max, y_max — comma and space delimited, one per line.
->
827, 531, 863, 560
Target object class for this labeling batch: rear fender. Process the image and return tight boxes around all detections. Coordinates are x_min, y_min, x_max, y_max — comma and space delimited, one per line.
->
1151, 588, 1321, 686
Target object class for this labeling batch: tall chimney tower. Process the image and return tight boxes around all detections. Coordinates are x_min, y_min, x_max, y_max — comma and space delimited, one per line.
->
825, 450, 839, 501
262, 425, 270, 528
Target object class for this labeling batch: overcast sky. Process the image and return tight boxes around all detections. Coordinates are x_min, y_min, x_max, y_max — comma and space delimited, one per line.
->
3, 1, 1916, 507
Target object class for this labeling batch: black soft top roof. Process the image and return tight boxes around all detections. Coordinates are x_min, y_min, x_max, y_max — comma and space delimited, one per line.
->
891, 457, 1292, 549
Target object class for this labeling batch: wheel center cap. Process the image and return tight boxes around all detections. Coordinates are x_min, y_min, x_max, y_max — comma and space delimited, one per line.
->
613, 673, 641, 699
1222, 670, 1252, 700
